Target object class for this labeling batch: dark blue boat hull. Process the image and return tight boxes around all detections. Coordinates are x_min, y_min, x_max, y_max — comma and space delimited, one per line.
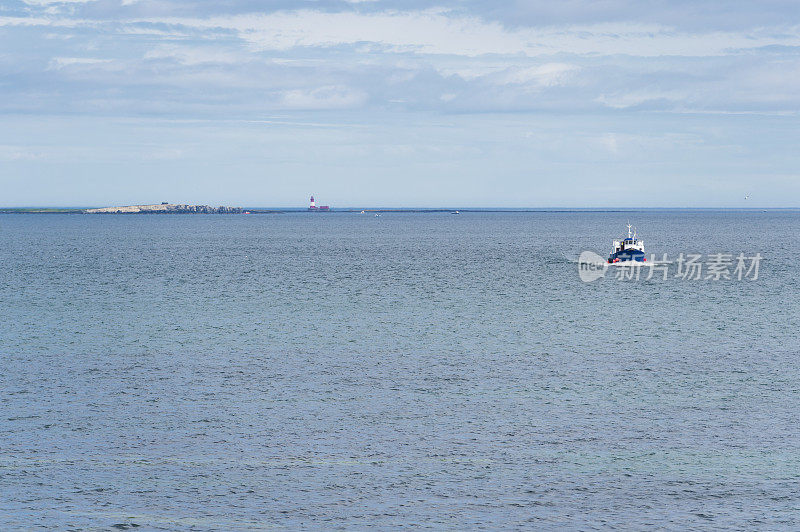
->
608, 249, 645, 263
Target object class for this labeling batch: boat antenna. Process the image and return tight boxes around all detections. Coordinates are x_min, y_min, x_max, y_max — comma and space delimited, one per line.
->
627, 222, 632, 239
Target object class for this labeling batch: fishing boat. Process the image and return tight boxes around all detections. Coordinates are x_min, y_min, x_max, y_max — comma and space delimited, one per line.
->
608, 223, 645, 263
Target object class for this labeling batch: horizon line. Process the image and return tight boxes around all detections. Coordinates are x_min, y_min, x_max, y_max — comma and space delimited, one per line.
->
1, 206, 798, 212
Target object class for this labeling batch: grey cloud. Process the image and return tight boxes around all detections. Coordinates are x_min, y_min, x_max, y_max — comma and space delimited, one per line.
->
2, 1, 800, 117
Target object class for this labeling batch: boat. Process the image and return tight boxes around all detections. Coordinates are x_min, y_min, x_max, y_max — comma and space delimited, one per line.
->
451, 210, 460, 215
608, 223, 645, 263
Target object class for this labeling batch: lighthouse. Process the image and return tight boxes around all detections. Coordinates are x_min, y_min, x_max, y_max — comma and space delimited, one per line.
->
308, 194, 331, 211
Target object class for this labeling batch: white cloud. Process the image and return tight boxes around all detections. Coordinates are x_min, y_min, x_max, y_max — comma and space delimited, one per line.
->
281, 86, 367, 109
437, 65, 505, 81
0, 16, 87, 27
0, 145, 44, 161
144, 45, 244, 65
21, 0, 94, 4
3, 6, 800, 116
48, 57, 111, 68
599, 133, 619, 154
494, 63, 579, 86
140, 11, 800, 58
596, 90, 688, 109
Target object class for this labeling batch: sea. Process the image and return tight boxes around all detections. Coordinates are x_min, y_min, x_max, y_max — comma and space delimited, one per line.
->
1, 210, 799, 530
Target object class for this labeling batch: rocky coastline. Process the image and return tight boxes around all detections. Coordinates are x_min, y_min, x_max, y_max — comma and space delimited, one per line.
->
84, 203, 243, 214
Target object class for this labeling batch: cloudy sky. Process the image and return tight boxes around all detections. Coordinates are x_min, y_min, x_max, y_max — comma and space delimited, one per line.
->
1, 0, 799, 207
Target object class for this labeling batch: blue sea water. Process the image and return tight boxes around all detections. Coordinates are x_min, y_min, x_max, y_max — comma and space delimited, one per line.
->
1, 210, 799, 530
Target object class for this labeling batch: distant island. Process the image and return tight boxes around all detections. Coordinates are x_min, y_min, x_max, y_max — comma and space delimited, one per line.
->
84, 203, 243, 214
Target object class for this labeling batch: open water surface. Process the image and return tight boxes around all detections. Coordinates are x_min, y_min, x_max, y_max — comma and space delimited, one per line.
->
1, 211, 799, 529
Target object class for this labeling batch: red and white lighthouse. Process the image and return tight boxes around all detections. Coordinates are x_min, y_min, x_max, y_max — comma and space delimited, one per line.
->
308, 194, 330, 211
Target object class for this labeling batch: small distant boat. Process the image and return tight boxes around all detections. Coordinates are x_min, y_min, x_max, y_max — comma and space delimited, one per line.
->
360, 210, 366, 214
451, 210, 460, 215
608, 223, 645, 263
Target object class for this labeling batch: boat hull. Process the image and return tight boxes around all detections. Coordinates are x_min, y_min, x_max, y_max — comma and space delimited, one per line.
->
608, 249, 645, 263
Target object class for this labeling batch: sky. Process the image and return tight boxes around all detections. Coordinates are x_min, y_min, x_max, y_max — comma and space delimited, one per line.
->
1, 0, 799, 207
